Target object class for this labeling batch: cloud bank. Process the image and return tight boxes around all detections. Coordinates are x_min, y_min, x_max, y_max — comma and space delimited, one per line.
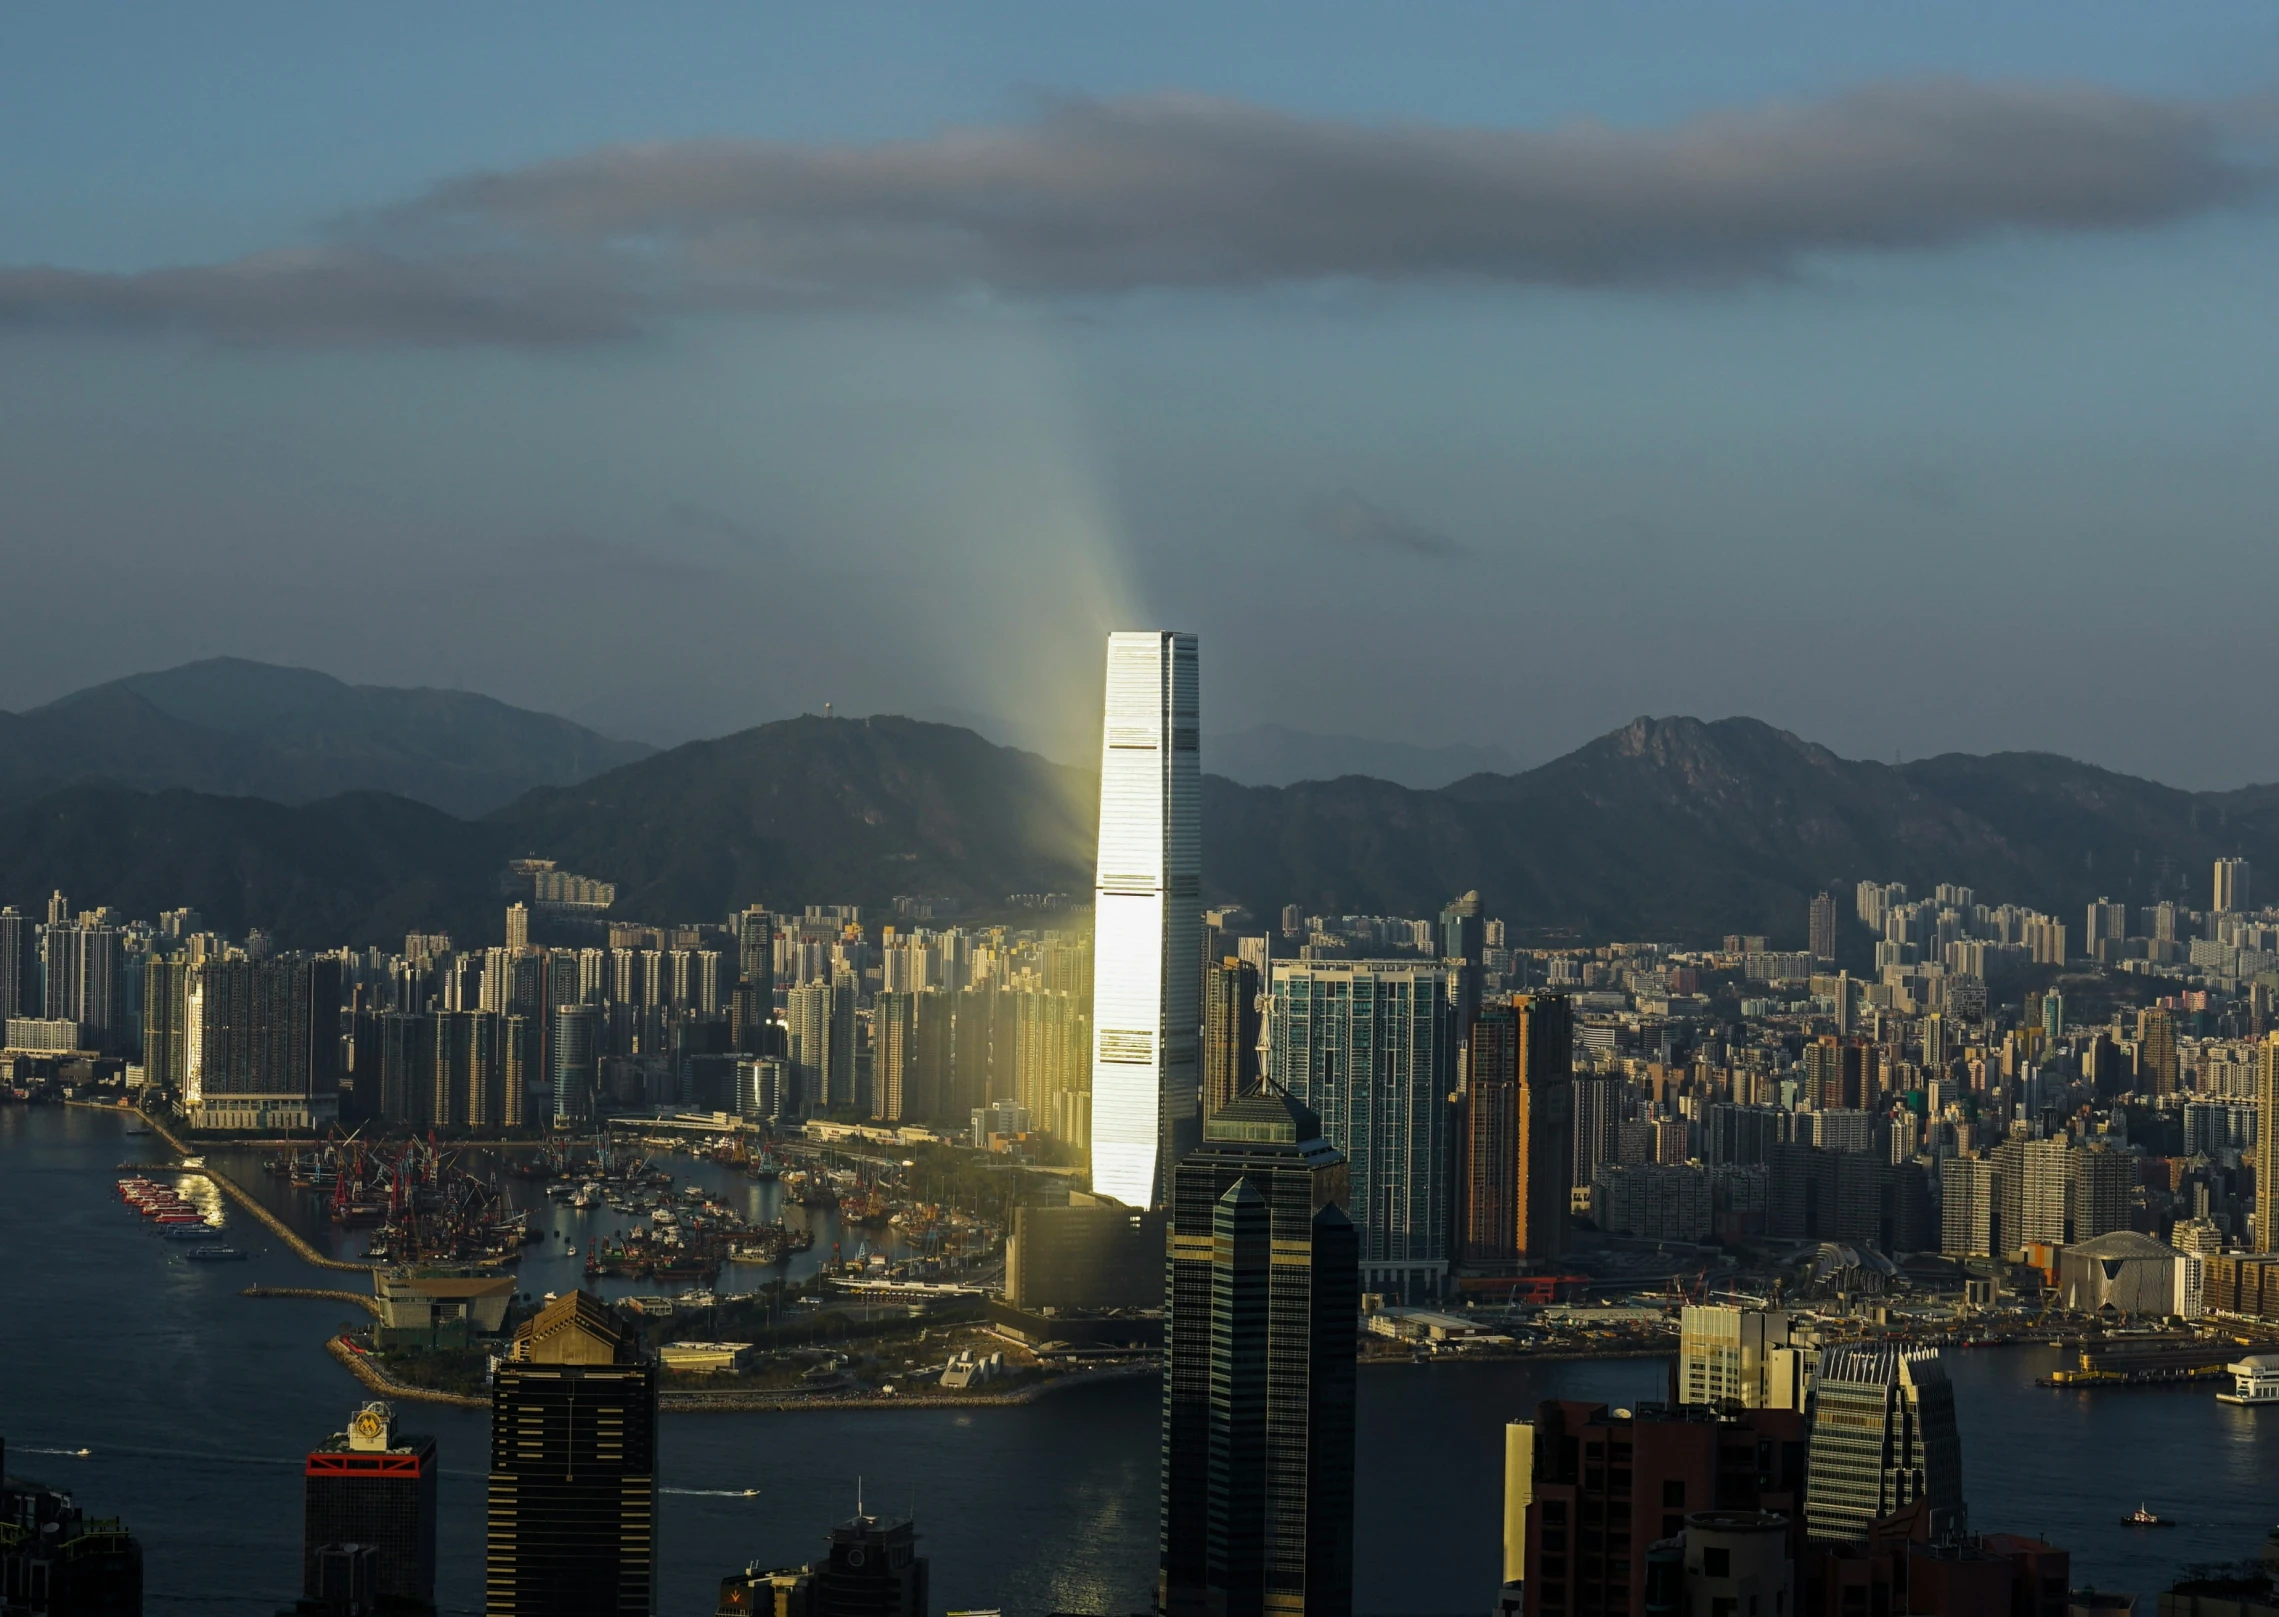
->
0, 81, 2251, 345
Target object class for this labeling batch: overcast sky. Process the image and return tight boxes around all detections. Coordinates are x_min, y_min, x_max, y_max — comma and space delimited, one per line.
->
3, 4, 2276, 785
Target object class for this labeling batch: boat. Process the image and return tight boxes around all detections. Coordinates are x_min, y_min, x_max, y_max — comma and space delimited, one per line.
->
2123, 1505, 2175, 1528
186, 1246, 249, 1262
161, 1225, 223, 1241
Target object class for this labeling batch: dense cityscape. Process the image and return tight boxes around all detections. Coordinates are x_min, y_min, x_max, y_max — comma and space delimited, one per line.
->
9, 10, 2279, 1617
7, 629, 2279, 1617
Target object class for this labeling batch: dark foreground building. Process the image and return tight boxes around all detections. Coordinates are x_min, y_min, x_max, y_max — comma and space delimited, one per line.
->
1160, 1084, 1359, 1617
0, 1436, 144, 1617
291, 1401, 436, 1615
484, 1291, 657, 1617
712, 1508, 929, 1617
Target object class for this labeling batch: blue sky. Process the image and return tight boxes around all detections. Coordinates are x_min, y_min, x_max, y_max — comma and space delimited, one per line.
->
3, 4, 2276, 785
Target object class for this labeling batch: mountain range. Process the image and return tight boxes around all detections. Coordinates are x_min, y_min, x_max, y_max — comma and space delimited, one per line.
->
0, 658, 651, 817
3, 659, 2272, 949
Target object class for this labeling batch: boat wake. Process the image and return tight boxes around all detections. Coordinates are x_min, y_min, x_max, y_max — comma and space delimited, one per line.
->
17, 1446, 92, 1458
662, 1487, 762, 1498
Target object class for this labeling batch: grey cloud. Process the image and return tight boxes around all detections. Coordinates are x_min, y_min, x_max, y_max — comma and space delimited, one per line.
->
0, 81, 2254, 345
1305, 492, 1469, 559
0, 248, 633, 346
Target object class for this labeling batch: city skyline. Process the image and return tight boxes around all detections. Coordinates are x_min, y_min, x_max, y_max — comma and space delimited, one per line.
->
11, 11, 2279, 1615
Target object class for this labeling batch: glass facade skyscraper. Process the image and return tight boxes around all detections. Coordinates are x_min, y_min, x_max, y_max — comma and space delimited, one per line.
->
1161, 1085, 1357, 1617
1088, 629, 1201, 1210
1802, 1344, 1965, 1546
1265, 960, 1457, 1301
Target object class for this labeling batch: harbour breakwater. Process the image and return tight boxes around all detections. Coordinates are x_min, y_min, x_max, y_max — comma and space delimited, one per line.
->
246, 1285, 380, 1316
132, 1104, 375, 1273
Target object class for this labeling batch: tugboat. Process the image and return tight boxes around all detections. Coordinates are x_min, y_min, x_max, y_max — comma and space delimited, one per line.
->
2123, 1505, 2175, 1528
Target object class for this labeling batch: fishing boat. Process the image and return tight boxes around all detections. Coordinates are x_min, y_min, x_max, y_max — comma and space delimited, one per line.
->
2123, 1505, 2175, 1528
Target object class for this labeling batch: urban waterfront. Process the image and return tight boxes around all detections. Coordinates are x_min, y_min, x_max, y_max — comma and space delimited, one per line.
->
4, 1104, 2274, 1615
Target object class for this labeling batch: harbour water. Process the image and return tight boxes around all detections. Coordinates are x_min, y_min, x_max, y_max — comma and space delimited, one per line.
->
4, 1104, 2275, 1615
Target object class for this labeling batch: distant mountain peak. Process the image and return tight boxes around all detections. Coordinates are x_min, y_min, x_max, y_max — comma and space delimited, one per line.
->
3, 657, 652, 817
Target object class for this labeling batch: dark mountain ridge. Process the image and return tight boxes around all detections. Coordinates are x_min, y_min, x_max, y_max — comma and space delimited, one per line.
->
1, 657, 650, 816
3, 710, 2273, 950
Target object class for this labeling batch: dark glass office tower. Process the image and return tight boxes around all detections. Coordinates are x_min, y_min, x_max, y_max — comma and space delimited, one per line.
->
1802, 1345, 1966, 1546
810, 1512, 928, 1617
485, 1292, 658, 1617
302, 1402, 437, 1613
1160, 1085, 1358, 1617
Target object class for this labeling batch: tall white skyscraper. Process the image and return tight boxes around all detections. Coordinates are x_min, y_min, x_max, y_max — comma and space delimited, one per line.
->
1088, 630, 1200, 1209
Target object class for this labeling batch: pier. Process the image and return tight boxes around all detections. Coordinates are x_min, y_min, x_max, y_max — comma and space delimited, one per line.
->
131, 1105, 375, 1274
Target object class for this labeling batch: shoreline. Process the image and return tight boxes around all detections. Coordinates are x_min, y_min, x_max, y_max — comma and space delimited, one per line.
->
322, 1334, 1161, 1414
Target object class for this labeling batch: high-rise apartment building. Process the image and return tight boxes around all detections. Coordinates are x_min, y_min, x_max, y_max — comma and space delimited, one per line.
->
1201, 955, 1261, 1119
2216, 857, 2252, 915
1462, 995, 1575, 1266
1267, 960, 1457, 1300
550, 1004, 598, 1127
1440, 889, 1485, 1048
2258, 1034, 2279, 1253
1802, 1346, 1965, 1547
181, 955, 344, 1132
2137, 1008, 2179, 1096
504, 902, 530, 954
0, 907, 28, 1022
303, 1401, 438, 1614
1939, 1156, 1996, 1259
485, 1291, 657, 1617
872, 989, 951, 1124
1809, 891, 1838, 964
2069, 1145, 2131, 1243
1571, 1075, 1624, 1188
730, 905, 773, 1056
1160, 1086, 1357, 1617
1089, 629, 1201, 1209
40, 915, 125, 1051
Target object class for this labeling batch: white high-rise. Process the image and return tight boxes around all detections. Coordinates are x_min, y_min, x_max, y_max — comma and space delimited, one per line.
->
1088, 630, 1200, 1209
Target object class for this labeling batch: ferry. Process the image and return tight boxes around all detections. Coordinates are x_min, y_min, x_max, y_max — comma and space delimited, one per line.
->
2123, 1505, 2175, 1528
186, 1245, 249, 1262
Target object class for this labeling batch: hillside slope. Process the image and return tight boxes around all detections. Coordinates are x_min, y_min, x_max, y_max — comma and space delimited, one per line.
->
1, 657, 650, 815
6, 711, 2274, 949
491, 714, 1097, 921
